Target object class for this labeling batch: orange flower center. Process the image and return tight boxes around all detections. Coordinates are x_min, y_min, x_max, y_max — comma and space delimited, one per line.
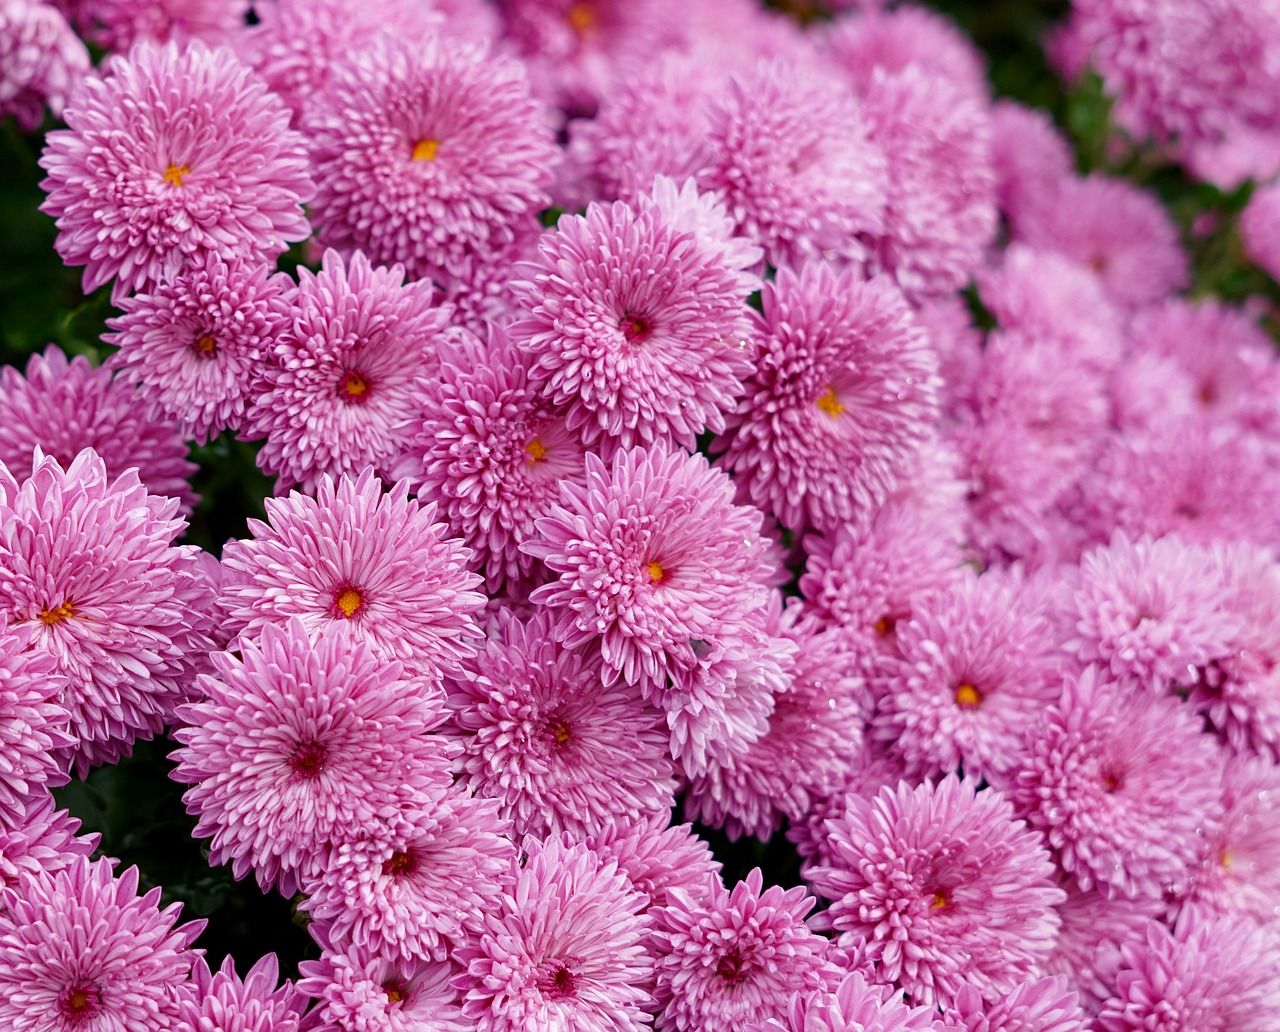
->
525, 437, 547, 463
39, 600, 74, 626
647, 560, 665, 583
816, 385, 845, 417
567, 2, 596, 33
412, 138, 440, 162
164, 163, 190, 187
953, 682, 982, 709
193, 333, 217, 358
337, 369, 371, 402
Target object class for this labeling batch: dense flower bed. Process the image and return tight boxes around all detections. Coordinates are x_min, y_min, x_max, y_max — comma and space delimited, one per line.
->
2, 0, 1280, 1029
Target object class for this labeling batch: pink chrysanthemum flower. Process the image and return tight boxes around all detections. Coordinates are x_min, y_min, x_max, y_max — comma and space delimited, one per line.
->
0, 627, 72, 814
105, 252, 288, 445
524, 444, 775, 697
510, 179, 758, 449
1016, 175, 1188, 309
989, 101, 1075, 232
860, 66, 997, 302
58, 0, 246, 51
820, 3, 988, 101
1013, 666, 1225, 901
874, 570, 1060, 785
395, 328, 587, 593
0, 857, 203, 1032
298, 941, 470, 1032
697, 60, 887, 270
218, 469, 484, 679
582, 816, 722, 914
748, 971, 938, 1032
0, 0, 89, 131
1095, 905, 1280, 1031
685, 613, 867, 841
458, 836, 654, 1031
170, 619, 457, 897
243, 250, 454, 492
39, 40, 313, 298
944, 976, 1087, 1032
174, 953, 308, 1032
1061, 533, 1238, 692
1243, 179, 1280, 282
0, 449, 214, 777
445, 609, 677, 840
304, 33, 557, 289
0, 345, 197, 513
651, 868, 840, 1032
1188, 542, 1280, 760
807, 776, 1064, 1009
1179, 753, 1280, 926
0, 794, 99, 899
714, 264, 940, 534
235, 0, 447, 123
300, 791, 515, 966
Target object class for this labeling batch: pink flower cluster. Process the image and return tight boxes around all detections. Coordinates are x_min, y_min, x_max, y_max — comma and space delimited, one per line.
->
2, 1, 1280, 1031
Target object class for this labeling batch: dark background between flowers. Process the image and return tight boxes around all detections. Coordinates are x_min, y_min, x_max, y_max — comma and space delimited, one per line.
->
1, 0, 1274, 974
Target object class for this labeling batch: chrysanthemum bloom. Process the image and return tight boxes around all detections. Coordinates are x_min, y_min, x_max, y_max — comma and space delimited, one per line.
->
0, 857, 203, 1031
582, 815, 722, 914
1046, 879, 1163, 1016
1243, 179, 1280, 282
859, 65, 996, 302
0, 794, 99, 899
651, 868, 840, 1032
684, 613, 867, 841
57, 0, 247, 51
1053, 0, 1280, 173
747, 971, 939, 1032
105, 252, 289, 445
458, 836, 654, 1031
510, 182, 757, 450
874, 570, 1060, 786
799, 498, 963, 665
0, 628, 71, 815
1060, 533, 1238, 692
445, 609, 677, 839
298, 936, 470, 1032
1013, 666, 1225, 901
395, 329, 586, 592
807, 776, 1064, 1009
1071, 418, 1280, 548
0, 449, 214, 777
243, 250, 454, 492
1187, 542, 1280, 760
235, 0, 447, 123
1094, 905, 1280, 1031
304, 33, 557, 289
1016, 175, 1188, 310
0, 346, 197, 514
0, 0, 89, 131
819, 3, 988, 101
1178, 753, 1280, 926
975, 245, 1123, 371
989, 101, 1074, 232
39, 40, 313, 298
218, 469, 485, 679
170, 619, 457, 896
300, 791, 515, 966
697, 60, 887, 271
944, 976, 1087, 1032
524, 444, 775, 697
174, 953, 309, 1032
714, 264, 939, 534
1120, 297, 1280, 439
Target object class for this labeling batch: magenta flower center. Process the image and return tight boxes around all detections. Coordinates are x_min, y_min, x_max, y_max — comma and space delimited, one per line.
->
192, 333, 218, 358
543, 964, 578, 999
57, 983, 101, 1023
289, 740, 327, 779
383, 850, 417, 878
546, 716, 572, 748
715, 947, 750, 983
619, 311, 654, 344
337, 369, 372, 403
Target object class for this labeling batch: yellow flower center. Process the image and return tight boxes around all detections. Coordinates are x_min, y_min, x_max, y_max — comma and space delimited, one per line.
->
337, 369, 370, 401
412, 138, 440, 162
525, 437, 547, 463
816, 385, 845, 417
1221, 849, 1231, 870
335, 588, 363, 619
954, 682, 982, 709
164, 163, 190, 187
647, 560, 665, 583
930, 890, 950, 909
547, 717, 572, 746
39, 600, 74, 626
